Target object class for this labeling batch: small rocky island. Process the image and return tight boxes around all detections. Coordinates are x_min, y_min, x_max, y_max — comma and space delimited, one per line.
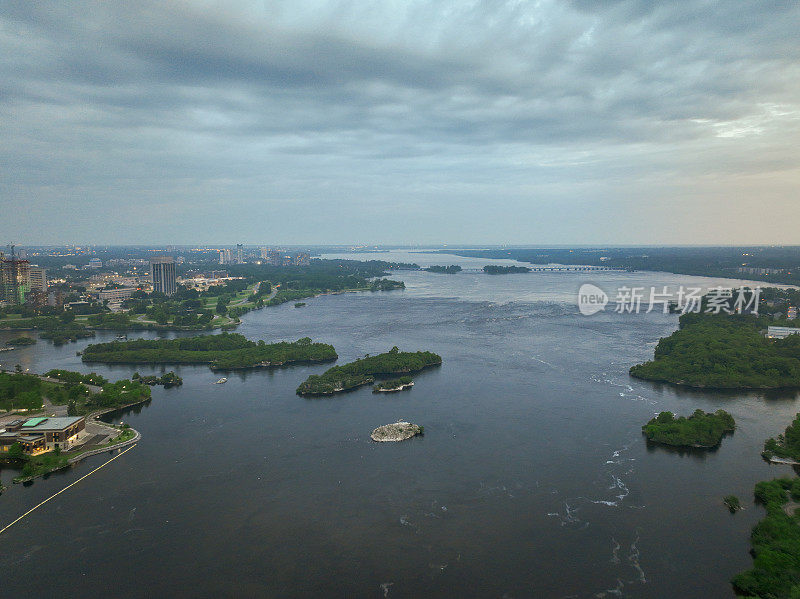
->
370, 421, 423, 442
373, 376, 414, 393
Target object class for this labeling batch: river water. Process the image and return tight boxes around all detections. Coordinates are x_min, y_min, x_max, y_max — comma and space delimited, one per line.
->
0, 251, 797, 598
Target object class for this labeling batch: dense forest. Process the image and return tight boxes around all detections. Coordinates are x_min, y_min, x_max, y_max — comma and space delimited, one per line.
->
642, 409, 735, 447
630, 313, 800, 388
82, 333, 337, 370
297, 347, 441, 396
732, 477, 800, 597
762, 413, 800, 462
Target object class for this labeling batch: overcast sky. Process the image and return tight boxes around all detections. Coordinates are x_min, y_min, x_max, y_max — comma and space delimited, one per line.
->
1, 1, 799, 246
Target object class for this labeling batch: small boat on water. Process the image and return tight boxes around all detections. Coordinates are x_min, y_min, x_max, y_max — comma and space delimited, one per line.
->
214, 378, 228, 384
116, 334, 128, 340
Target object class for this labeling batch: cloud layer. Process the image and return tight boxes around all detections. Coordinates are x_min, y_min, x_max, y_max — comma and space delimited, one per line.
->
2, 0, 799, 244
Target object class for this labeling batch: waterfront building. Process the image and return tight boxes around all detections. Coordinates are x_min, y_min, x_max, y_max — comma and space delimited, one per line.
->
150, 256, 177, 296
0, 416, 87, 454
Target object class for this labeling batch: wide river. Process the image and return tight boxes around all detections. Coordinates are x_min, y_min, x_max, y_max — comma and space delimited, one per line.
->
1, 250, 797, 598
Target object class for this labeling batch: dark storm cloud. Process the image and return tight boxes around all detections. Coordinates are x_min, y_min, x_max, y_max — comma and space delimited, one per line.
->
1, 1, 799, 244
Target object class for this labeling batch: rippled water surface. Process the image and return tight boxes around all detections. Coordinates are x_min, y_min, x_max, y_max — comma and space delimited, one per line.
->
0, 251, 797, 598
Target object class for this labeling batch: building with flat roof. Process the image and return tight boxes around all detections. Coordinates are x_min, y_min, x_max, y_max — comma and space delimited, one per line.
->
766, 326, 800, 339
150, 256, 177, 296
99, 287, 138, 303
0, 416, 86, 454
27, 266, 47, 294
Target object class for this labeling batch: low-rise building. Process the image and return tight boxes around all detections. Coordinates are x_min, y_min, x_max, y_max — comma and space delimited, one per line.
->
99, 287, 138, 303
0, 416, 86, 454
766, 326, 800, 339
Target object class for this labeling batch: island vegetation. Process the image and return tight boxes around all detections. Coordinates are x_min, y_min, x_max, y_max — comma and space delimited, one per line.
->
82, 333, 337, 370
483, 265, 531, 274
630, 313, 800, 389
6, 336, 35, 346
424, 265, 462, 274
642, 409, 735, 448
732, 477, 800, 598
132, 371, 183, 387
762, 412, 800, 463
724, 495, 741, 513
373, 376, 414, 393
294, 302, 306, 308
297, 347, 441, 396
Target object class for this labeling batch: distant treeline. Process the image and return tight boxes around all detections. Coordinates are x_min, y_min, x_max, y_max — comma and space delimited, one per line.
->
441, 247, 800, 286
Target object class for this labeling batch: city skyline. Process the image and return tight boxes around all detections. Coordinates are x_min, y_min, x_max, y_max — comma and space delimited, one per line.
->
2, 1, 799, 245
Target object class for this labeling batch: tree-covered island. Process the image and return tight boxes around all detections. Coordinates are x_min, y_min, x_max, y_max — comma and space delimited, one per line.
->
630, 313, 800, 389
297, 347, 441, 396
81, 333, 337, 370
373, 376, 414, 393
424, 265, 462, 274
132, 371, 183, 387
642, 409, 735, 448
6, 336, 36, 346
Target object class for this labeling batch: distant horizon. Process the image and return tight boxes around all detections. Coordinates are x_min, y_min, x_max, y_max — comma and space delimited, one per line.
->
6, 243, 800, 250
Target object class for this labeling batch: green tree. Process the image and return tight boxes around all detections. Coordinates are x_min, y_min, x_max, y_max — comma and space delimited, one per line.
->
8, 442, 23, 459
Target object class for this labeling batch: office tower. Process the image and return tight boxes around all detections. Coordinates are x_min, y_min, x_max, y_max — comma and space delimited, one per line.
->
0, 257, 30, 304
150, 256, 177, 296
27, 266, 47, 294
236, 244, 244, 264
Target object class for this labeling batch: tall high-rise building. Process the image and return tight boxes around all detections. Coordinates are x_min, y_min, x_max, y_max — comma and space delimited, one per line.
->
260, 247, 269, 260
219, 249, 232, 264
236, 244, 244, 264
150, 256, 177, 296
27, 266, 47, 294
0, 257, 30, 304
